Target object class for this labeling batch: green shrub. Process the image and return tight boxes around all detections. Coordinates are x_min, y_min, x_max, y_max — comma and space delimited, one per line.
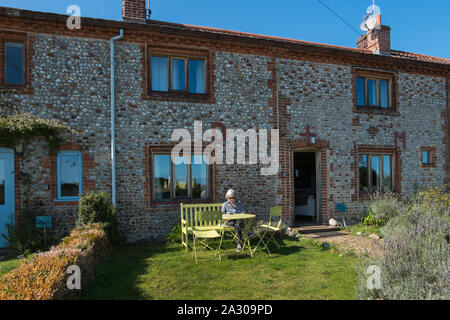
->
361, 209, 384, 227
2, 210, 59, 254
78, 191, 118, 244
167, 224, 182, 243
0, 111, 77, 155
410, 186, 450, 213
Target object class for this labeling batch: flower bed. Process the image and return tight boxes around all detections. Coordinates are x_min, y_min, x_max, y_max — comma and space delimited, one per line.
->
0, 223, 108, 300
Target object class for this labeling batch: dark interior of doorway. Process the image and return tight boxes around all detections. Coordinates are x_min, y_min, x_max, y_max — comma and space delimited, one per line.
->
294, 152, 317, 226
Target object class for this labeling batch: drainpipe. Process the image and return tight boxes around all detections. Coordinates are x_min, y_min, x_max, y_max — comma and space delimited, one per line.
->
110, 29, 124, 207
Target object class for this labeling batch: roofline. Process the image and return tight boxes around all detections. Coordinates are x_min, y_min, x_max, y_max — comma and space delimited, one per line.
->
0, 6, 449, 72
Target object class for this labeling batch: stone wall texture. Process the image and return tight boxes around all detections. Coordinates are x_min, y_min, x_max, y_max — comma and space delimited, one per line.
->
0, 23, 448, 242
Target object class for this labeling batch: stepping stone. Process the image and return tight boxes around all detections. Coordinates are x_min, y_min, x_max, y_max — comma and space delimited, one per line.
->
305, 231, 348, 239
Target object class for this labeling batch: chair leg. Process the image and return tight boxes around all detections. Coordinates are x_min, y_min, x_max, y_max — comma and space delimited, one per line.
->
218, 233, 223, 262
255, 230, 271, 254
193, 236, 198, 264
268, 232, 281, 249
245, 238, 253, 258
262, 237, 271, 255
252, 231, 265, 254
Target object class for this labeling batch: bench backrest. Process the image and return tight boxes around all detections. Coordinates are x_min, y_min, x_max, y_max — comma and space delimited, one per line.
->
180, 203, 224, 227
195, 210, 223, 228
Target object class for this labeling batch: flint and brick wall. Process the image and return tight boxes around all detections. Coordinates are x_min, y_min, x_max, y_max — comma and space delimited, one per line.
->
0, 10, 448, 241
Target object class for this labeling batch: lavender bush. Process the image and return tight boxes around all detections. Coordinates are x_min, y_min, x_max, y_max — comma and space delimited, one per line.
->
357, 189, 449, 300
369, 190, 406, 224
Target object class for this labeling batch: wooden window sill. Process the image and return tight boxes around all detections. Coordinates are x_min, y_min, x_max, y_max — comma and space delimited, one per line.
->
151, 199, 214, 207
354, 106, 398, 115
145, 91, 213, 103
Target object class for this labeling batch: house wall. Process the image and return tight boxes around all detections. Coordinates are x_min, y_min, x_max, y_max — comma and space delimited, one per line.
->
276, 58, 447, 221
0, 12, 448, 241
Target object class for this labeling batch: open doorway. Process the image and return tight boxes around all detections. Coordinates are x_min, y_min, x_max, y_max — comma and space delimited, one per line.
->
294, 152, 317, 226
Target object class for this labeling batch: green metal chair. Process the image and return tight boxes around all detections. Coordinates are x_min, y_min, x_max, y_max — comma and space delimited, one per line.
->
192, 210, 224, 264
253, 206, 283, 254
240, 217, 256, 257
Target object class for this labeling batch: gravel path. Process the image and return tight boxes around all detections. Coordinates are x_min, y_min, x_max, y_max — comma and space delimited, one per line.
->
303, 231, 384, 257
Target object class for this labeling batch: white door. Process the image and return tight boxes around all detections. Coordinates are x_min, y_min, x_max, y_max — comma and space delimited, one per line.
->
0, 148, 14, 248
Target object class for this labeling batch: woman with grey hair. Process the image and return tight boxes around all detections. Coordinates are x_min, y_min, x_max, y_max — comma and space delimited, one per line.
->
221, 189, 246, 252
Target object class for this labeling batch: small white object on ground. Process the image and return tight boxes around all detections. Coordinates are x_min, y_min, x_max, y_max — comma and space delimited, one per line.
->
369, 234, 380, 240
329, 218, 337, 226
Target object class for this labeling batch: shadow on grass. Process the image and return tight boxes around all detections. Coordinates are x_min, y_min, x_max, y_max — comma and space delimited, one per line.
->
81, 243, 180, 300
82, 237, 310, 299
226, 253, 253, 260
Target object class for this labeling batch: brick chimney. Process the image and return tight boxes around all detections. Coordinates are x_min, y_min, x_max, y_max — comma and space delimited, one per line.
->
357, 15, 391, 55
122, 0, 147, 22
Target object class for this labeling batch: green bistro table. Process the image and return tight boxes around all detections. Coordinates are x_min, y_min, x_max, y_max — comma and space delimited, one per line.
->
222, 213, 256, 257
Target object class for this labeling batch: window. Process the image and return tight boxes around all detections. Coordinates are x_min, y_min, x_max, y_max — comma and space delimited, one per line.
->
359, 154, 394, 192
57, 151, 82, 200
422, 151, 431, 165
356, 76, 391, 108
150, 54, 206, 94
420, 147, 436, 167
152, 154, 209, 202
5, 42, 24, 85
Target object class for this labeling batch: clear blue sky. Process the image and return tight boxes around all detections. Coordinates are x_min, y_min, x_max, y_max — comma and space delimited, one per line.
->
2, 0, 449, 59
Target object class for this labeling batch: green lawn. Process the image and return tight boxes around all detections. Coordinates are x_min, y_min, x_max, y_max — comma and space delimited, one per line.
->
344, 223, 383, 237
81, 238, 358, 300
0, 254, 29, 276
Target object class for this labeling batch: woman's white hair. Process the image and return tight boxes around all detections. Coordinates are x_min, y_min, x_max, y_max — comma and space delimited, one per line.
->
225, 189, 236, 199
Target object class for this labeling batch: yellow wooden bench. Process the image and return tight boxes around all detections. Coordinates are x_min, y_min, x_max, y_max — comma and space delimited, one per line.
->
180, 203, 234, 251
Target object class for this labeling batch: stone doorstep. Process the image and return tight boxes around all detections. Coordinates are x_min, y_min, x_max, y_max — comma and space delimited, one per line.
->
303, 231, 349, 239
293, 225, 341, 234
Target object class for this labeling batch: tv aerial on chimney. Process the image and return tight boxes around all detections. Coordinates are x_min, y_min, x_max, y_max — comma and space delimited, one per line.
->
360, 0, 381, 32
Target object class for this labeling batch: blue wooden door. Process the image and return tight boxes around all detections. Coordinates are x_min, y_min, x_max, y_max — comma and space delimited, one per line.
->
0, 148, 14, 248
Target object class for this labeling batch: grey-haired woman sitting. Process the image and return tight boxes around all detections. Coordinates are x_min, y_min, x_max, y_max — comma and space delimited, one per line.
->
221, 189, 246, 252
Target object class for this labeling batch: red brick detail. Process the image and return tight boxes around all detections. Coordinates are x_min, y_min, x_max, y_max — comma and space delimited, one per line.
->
0, 31, 34, 94
351, 66, 399, 115
0, 9, 448, 78
44, 143, 95, 206
357, 25, 391, 54
367, 126, 379, 137
278, 139, 329, 226
443, 78, 450, 190
394, 131, 407, 150
122, 0, 146, 22
353, 145, 402, 200
420, 146, 438, 168
267, 55, 329, 225
143, 143, 217, 208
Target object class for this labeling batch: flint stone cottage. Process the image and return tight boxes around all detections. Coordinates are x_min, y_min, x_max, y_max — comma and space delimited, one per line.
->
0, 0, 448, 245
